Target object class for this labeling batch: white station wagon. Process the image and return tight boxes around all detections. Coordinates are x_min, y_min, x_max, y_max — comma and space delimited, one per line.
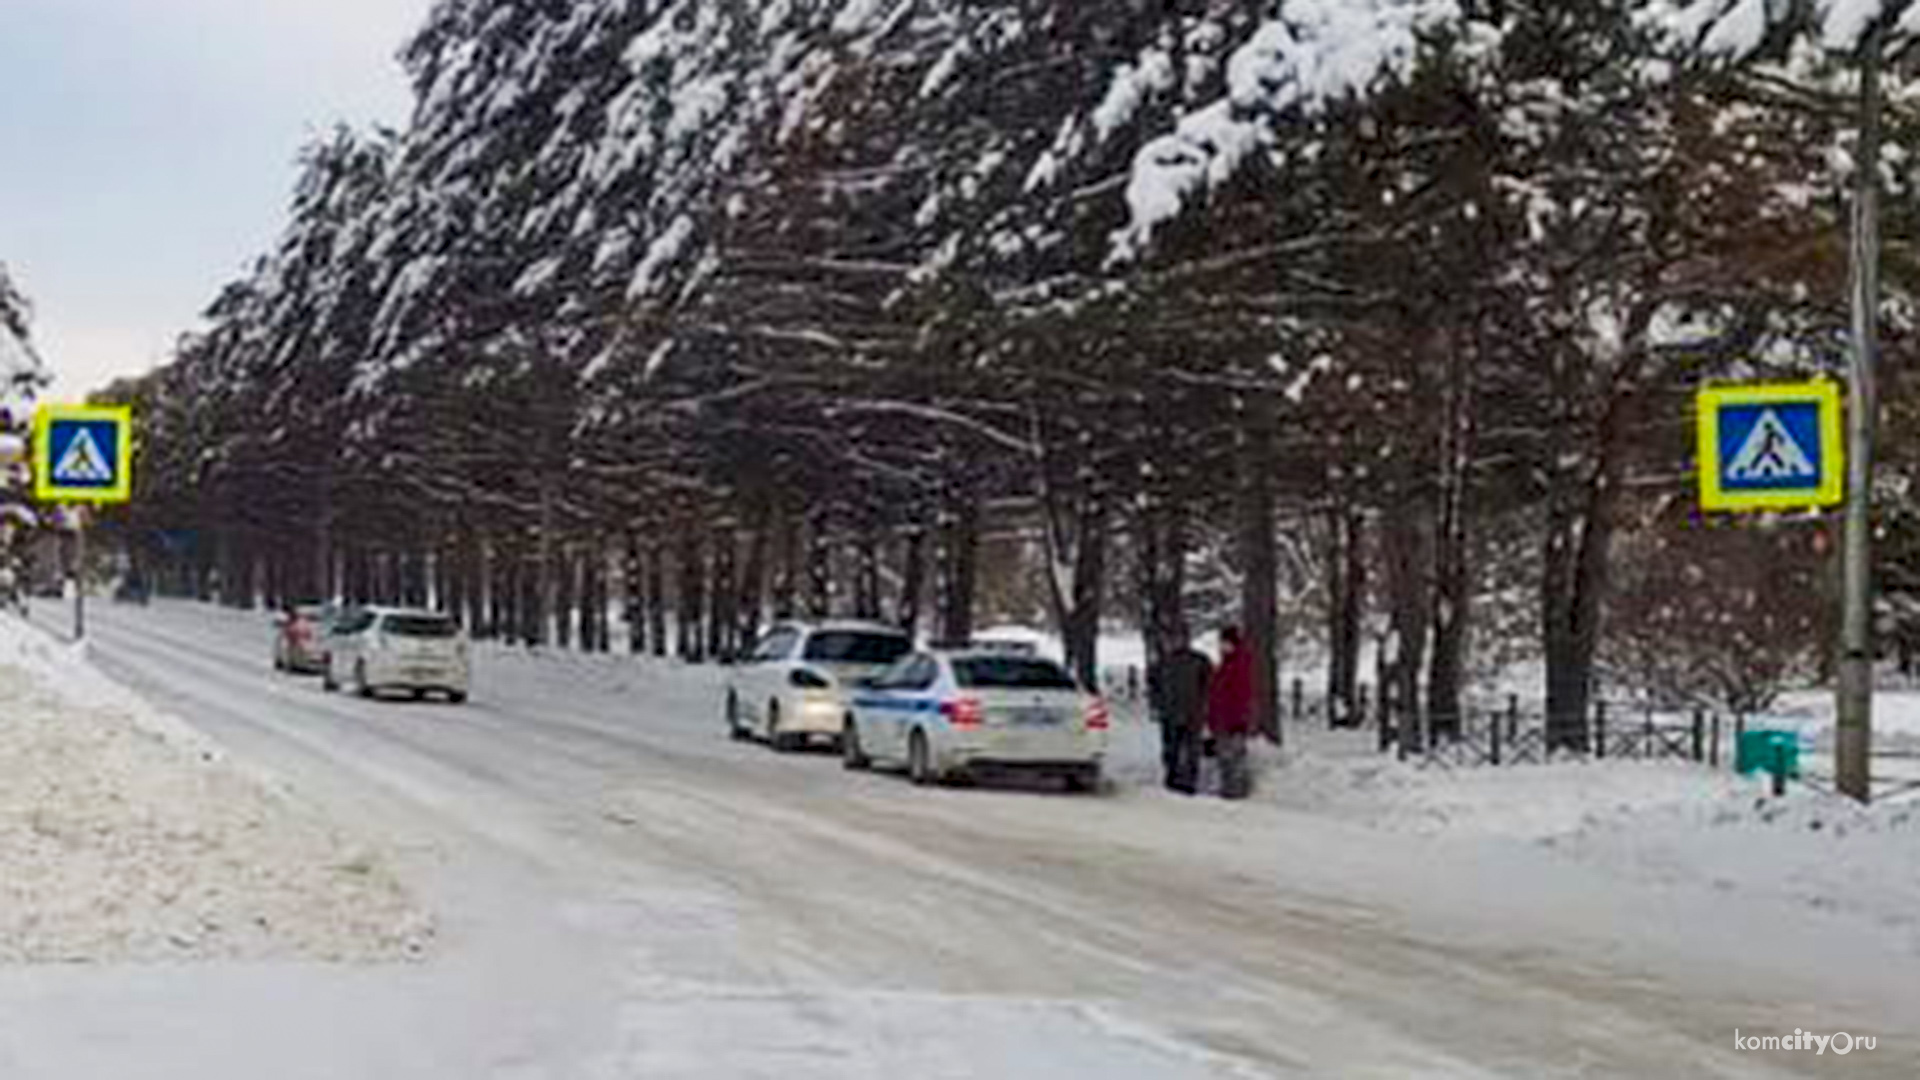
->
842, 650, 1108, 791
322, 606, 470, 703
726, 621, 913, 751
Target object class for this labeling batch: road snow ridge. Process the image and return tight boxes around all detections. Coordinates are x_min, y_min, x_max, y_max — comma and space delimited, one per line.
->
0, 614, 435, 964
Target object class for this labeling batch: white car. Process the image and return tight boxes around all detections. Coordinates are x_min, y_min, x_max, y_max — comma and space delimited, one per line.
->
726, 621, 913, 751
322, 606, 470, 703
843, 650, 1109, 791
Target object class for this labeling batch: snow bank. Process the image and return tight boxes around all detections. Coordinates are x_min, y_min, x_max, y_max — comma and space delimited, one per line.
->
1245, 734, 1755, 838
1144, 721, 1920, 953
1554, 787, 1920, 951
0, 617, 432, 964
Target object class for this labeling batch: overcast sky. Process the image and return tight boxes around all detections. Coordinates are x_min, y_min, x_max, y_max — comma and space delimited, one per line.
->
0, 0, 435, 396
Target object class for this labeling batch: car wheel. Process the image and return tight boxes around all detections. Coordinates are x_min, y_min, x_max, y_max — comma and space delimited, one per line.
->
1064, 765, 1102, 795
908, 729, 934, 786
726, 692, 748, 741
448, 690, 468, 705
354, 662, 373, 700
842, 717, 870, 771
767, 703, 793, 753
411, 689, 428, 702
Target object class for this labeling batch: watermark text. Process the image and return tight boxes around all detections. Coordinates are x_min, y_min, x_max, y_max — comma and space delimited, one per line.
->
1734, 1029, 1876, 1055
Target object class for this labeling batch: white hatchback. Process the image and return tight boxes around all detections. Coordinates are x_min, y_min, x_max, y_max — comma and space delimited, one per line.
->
322, 607, 470, 703
843, 650, 1108, 791
726, 622, 913, 751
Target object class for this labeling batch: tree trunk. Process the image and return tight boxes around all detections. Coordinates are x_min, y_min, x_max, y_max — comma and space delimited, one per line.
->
1045, 494, 1107, 692
806, 511, 832, 620
897, 525, 928, 638
588, 546, 606, 652
1240, 415, 1280, 745
1543, 475, 1621, 753
314, 492, 334, 603
938, 494, 979, 644
647, 540, 668, 658
554, 546, 575, 650
1137, 491, 1190, 672
580, 546, 602, 652
678, 530, 704, 663
739, 515, 769, 649
1035, 412, 1108, 691
1542, 399, 1630, 753
490, 540, 511, 643
593, 545, 612, 652
1326, 504, 1366, 728
469, 535, 490, 639
773, 511, 798, 620
854, 530, 882, 620
410, 551, 430, 608
1384, 498, 1432, 751
524, 545, 541, 646
626, 534, 646, 655
709, 530, 735, 662
1426, 338, 1476, 741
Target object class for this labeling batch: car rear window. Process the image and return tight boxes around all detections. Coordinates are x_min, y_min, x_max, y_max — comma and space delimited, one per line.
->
953, 657, 1077, 690
803, 631, 910, 664
383, 614, 459, 638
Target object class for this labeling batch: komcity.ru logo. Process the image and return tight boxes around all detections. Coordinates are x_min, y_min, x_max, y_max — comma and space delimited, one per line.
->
1734, 1029, 1876, 1054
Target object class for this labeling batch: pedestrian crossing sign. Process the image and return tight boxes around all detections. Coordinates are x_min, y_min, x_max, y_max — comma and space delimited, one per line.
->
1696, 381, 1843, 512
34, 404, 133, 504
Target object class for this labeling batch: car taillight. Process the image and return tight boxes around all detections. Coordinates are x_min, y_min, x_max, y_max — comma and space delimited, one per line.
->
941, 697, 984, 728
1085, 697, 1111, 731
789, 668, 832, 690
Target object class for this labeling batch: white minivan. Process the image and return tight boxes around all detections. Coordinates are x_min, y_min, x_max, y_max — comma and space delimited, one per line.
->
322, 607, 470, 703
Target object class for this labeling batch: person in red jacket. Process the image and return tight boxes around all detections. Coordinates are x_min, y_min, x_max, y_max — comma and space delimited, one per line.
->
1207, 627, 1255, 799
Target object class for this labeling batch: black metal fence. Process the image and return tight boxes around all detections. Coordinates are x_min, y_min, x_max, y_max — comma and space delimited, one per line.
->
1276, 679, 1741, 771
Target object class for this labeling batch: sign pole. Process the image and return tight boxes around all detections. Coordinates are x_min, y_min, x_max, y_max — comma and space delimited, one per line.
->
1836, 27, 1883, 804
73, 509, 86, 642
31, 404, 132, 642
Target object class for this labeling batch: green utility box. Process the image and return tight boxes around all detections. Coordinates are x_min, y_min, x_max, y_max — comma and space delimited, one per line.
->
1736, 729, 1801, 778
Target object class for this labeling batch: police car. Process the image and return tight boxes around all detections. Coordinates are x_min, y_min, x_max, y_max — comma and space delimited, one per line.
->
842, 649, 1108, 791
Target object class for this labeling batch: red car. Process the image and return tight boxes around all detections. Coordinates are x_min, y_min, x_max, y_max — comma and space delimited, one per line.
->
272, 605, 333, 675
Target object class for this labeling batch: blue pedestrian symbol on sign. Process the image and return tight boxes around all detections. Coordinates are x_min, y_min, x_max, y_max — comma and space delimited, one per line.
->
33, 405, 133, 504
1718, 403, 1821, 490
1696, 381, 1843, 512
52, 423, 117, 487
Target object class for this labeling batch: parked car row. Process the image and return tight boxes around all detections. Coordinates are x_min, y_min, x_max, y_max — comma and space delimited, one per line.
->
725, 621, 1109, 792
273, 604, 470, 704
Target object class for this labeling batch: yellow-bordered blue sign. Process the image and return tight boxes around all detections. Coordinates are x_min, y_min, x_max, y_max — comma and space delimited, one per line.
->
34, 404, 133, 504
1696, 381, 1843, 512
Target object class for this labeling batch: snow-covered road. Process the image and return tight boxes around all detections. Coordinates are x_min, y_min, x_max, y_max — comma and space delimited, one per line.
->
7, 600, 1913, 1078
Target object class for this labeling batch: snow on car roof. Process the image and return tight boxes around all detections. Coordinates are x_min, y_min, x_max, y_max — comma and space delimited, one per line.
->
363, 606, 454, 618
787, 619, 907, 636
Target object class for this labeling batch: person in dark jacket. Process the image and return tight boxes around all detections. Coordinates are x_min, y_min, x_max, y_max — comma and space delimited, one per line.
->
1150, 642, 1211, 794
1207, 626, 1255, 799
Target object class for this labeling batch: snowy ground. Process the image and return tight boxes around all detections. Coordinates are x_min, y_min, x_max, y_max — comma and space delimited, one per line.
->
2, 600, 1914, 1077
0, 617, 428, 963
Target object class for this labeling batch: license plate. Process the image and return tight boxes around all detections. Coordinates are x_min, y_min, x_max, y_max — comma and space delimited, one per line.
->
1008, 708, 1063, 727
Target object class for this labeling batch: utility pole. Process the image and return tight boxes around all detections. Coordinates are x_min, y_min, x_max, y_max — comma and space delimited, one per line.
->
1837, 23, 1884, 804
